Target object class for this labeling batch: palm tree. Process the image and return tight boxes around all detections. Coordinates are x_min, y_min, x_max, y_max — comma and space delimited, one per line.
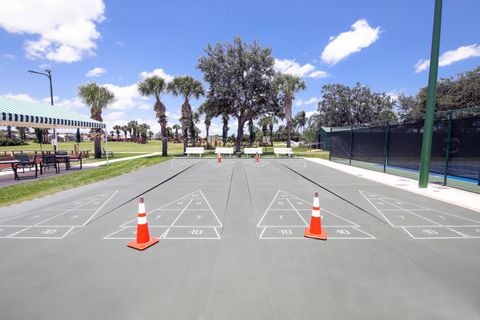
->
189, 111, 201, 146
78, 82, 115, 158
138, 76, 168, 155
113, 125, 122, 141
274, 74, 306, 148
168, 76, 204, 152
138, 123, 150, 143
198, 103, 213, 149
148, 130, 154, 140
121, 125, 128, 141
15, 126, 28, 141
294, 111, 307, 134
172, 124, 180, 143
127, 120, 138, 142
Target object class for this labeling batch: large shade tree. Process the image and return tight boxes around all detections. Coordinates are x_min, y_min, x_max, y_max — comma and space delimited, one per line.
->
317, 82, 396, 127
168, 76, 204, 152
198, 37, 280, 153
78, 82, 115, 158
138, 75, 169, 156
274, 74, 306, 148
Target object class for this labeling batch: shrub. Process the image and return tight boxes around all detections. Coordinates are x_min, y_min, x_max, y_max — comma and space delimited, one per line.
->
0, 138, 29, 146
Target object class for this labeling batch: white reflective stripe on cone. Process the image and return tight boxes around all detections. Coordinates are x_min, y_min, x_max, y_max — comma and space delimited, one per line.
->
138, 203, 146, 213
311, 209, 321, 218
137, 216, 147, 224
313, 197, 320, 207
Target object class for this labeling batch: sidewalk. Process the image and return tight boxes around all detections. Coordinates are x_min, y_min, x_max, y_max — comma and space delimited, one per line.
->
305, 157, 480, 213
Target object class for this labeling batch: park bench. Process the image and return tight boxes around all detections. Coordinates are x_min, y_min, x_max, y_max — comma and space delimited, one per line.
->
68, 153, 83, 170
274, 147, 293, 158
185, 147, 205, 157
13, 154, 38, 180
41, 154, 60, 174
243, 147, 263, 157
215, 147, 234, 157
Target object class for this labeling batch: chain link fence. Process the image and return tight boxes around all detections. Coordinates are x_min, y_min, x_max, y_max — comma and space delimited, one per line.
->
329, 107, 480, 193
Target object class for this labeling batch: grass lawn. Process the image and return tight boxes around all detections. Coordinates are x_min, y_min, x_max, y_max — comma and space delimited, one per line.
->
0, 155, 171, 207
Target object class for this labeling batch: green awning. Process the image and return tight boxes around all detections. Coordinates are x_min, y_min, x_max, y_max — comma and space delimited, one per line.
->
0, 96, 105, 129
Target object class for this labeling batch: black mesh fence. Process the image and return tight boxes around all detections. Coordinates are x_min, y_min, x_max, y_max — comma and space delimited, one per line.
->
330, 113, 480, 193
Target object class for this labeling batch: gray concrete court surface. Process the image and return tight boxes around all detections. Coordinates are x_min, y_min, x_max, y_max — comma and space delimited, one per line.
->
1, 157, 480, 319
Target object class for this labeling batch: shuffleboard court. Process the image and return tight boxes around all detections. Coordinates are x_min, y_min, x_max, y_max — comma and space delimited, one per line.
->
0, 158, 479, 319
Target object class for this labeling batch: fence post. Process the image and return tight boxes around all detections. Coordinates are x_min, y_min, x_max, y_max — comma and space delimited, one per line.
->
383, 120, 390, 173
328, 127, 332, 161
443, 111, 452, 186
349, 125, 353, 165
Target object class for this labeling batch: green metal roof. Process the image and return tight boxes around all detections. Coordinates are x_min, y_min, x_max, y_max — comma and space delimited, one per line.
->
0, 96, 105, 129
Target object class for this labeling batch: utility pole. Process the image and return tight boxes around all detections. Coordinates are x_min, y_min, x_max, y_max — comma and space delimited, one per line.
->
419, 0, 443, 188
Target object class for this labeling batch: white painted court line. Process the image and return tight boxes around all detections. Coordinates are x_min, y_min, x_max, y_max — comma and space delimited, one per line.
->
169, 199, 194, 227
286, 198, 309, 226
360, 190, 396, 227
256, 190, 281, 228
81, 190, 119, 226
362, 190, 480, 231
401, 227, 468, 240
107, 189, 223, 240
199, 190, 223, 227
258, 190, 375, 240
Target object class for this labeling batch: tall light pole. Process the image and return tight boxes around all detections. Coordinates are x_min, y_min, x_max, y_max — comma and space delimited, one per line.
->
28, 69, 57, 152
418, 0, 443, 188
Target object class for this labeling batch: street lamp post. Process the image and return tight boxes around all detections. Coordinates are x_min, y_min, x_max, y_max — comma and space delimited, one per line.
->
28, 69, 57, 152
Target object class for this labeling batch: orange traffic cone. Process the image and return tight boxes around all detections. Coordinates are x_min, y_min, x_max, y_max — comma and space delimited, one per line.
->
304, 192, 327, 240
217, 153, 222, 164
128, 197, 159, 250
255, 152, 260, 162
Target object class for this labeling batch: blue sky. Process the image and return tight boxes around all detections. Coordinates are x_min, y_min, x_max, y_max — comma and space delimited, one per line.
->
1, 0, 479, 135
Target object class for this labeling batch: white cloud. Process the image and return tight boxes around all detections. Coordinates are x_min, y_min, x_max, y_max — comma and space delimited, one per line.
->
102, 83, 144, 110
4, 93, 36, 102
140, 68, 174, 82
308, 70, 329, 79
0, 0, 105, 63
321, 19, 381, 65
114, 40, 125, 47
86, 67, 106, 77
39, 63, 51, 69
295, 97, 320, 107
274, 58, 329, 79
274, 59, 315, 77
415, 44, 480, 73
2, 53, 15, 60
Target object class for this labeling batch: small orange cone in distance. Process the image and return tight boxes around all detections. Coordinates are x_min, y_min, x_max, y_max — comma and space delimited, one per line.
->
128, 197, 159, 250
217, 153, 222, 164
255, 152, 260, 162
304, 192, 327, 240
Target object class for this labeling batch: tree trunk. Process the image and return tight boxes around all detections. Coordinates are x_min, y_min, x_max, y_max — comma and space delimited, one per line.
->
270, 124, 274, 146
286, 120, 291, 148
94, 134, 102, 158
285, 96, 292, 148
235, 117, 245, 155
182, 125, 188, 153
161, 124, 168, 157
206, 125, 210, 149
